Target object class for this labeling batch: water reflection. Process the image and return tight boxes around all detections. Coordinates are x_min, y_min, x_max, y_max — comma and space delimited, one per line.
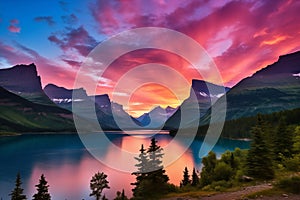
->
0, 133, 250, 199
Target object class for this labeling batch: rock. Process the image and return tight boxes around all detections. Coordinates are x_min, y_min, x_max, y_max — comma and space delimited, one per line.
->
242, 175, 254, 182
282, 193, 289, 198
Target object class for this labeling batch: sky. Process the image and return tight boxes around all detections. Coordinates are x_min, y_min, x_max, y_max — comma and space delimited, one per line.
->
0, 0, 300, 117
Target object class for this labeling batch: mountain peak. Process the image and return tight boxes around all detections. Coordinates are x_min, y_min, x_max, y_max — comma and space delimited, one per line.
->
0, 63, 42, 93
44, 83, 87, 99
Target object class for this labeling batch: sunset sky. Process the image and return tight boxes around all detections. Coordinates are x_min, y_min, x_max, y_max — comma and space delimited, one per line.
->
0, 0, 300, 116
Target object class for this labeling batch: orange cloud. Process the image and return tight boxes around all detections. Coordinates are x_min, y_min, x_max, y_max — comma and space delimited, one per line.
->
128, 84, 181, 117
261, 35, 288, 46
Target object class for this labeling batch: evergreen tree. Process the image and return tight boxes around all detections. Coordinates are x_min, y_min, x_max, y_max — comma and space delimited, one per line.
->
147, 138, 169, 184
133, 144, 149, 175
191, 168, 199, 186
114, 189, 128, 200
10, 173, 27, 200
293, 126, 300, 154
90, 172, 110, 200
32, 174, 51, 200
147, 138, 163, 171
246, 117, 274, 180
274, 118, 293, 160
101, 195, 108, 200
180, 167, 191, 187
132, 138, 170, 199
131, 144, 149, 197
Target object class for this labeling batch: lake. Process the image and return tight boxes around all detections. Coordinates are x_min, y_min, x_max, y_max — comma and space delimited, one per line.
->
0, 132, 250, 199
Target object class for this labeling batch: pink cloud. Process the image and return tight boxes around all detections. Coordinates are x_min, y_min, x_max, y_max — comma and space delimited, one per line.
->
8, 19, 21, 33
48, 26, 97, 56
0, 41, 77, 89
8, 25, 20, 33
88, 0, 300, 88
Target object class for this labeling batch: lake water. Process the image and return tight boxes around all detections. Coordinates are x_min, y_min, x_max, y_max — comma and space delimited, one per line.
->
0, 132, 250, 199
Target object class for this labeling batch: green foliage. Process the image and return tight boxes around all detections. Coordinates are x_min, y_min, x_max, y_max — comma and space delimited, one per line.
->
132, 138, 170, 199
10, 173, 27, 200
180, 167, 191, 187
200, 151, 217, 187
32, 174, 51, 200
273, 118, 293, 161
292, 126, 300, 154
213, 162, 233, 181
284, 155, 300, 171
196, 108, 300, 139
202, 179, 233, 192
246, 116, 274, 180
90, 172, 110, 200
276, 176, 300, 194
191, 168, 199, 186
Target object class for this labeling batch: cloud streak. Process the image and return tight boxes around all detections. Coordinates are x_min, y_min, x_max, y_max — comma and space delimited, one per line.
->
34, 16, 55, 26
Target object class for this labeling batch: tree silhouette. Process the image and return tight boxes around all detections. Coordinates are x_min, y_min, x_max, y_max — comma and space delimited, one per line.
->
32, 174, 51, 200
180, 167, 191, 187
10, 173, 27, 200
132, 137, 170, 199
90, 172, 110, 200
114, 189, 128, 200
191, 168, 199, 186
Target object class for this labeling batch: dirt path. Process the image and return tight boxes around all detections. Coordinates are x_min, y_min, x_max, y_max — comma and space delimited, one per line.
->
162, 183, 300, 200
162, 183, 273, 200
200, 183, 272, 200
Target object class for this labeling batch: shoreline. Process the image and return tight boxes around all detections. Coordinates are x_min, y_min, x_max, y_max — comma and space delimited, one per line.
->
0, 130, 252, 141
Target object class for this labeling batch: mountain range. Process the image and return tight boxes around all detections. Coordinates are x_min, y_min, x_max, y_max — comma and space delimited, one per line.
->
165, 51, 300, 131
136, 106, 177, 128
0, 51, 299, 135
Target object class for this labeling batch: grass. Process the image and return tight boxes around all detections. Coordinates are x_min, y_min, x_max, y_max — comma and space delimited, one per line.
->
161, 189, 216, 199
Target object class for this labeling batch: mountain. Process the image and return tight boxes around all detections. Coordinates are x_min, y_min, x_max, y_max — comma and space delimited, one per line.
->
44, 83, 87, 111
212, 50, 300, 121
44, 83, 141, 130
136, 106, 178, 128
0, 86, 75, 133
164, 80, 228, 130
0, 63, 54, 105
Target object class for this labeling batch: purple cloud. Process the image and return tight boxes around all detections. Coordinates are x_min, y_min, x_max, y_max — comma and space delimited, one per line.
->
34, 16, 55, 26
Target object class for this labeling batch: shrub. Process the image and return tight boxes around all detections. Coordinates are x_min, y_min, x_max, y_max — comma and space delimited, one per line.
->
276, 176, 300, 194
213, 162, 233, 181
284, 155, 300, 171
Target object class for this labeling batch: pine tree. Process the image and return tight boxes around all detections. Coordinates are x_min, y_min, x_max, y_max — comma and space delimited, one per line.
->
114, 189, 128, 200
132, 138, 170, 199
147, 138, 163, 171
10, 173, 27, 200
147, 138, 169, 184
274, 118, 293, 160
101, 195, 108, 200
131, 144, 149, 196
246, 117, 274, 180
133, 144, 149, 175
32, 174, 51, 200
191, 168, 199, 186
180, 167, 190, 187
90, 172, 110, 200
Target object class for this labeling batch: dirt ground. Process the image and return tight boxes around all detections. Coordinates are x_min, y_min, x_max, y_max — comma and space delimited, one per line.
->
161, 183, 300, 200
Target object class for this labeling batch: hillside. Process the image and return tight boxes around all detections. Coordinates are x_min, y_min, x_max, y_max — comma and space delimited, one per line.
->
0, 86, 75, 133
